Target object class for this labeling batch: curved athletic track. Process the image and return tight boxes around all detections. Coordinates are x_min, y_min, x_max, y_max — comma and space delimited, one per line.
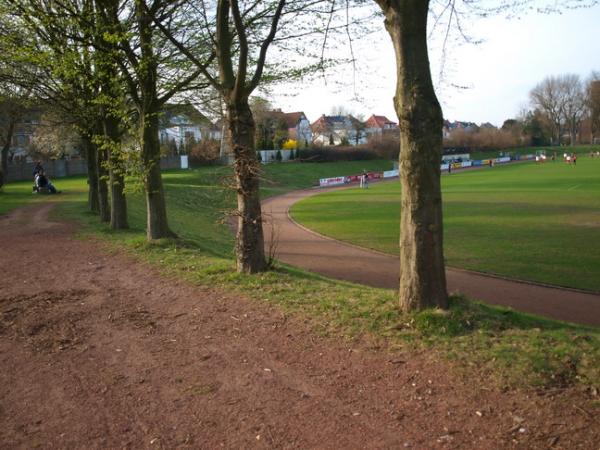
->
262, 186, 600, 328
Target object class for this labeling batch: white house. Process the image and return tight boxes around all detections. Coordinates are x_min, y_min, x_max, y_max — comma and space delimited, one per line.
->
311, 114, 367, 146
159, 104, 220, 151
283, 111, 312, 145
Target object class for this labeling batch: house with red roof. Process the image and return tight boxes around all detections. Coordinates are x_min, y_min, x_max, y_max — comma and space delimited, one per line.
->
364, 114, 398, 140
259, 109, 312, 148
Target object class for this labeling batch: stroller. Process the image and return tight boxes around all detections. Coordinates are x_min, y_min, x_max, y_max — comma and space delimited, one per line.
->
33, 169, 59, 194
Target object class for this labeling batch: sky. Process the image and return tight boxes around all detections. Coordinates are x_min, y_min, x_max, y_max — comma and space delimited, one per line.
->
267, 4, 600, 127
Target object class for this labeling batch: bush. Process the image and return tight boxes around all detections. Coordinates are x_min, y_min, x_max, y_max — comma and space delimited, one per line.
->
445, 128, 522, 150
275, 149, 282, 162
296, 146, 380, 162
282, 139, 297, 150
188, 139, 221, 166
160, 139, 179, 157
368, 134, 400, 160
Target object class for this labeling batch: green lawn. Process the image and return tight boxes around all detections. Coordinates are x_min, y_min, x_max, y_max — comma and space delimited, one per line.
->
115, 160, 396, 258
0, 160, 394, 256
0, 177, 94, 215
1, 159, 599, 389
259, 159, 395, 197
292, 157, 600, 292
0, 180, 42, 215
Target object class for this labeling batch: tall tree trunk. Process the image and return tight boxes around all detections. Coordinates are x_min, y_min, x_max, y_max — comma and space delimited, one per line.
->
109, 163, 128, 229
104, 116, 128, 229
569, 121, 576, 146
377, 0, 448, 311
227, 99, 267, 273
97, 145, 110, 223
141, 107, 173, 239
0, 121, 16, 189
82, 134, 99, 213
137, 0, 173, 240
1, 143, 9, 189
1, 142, 10, 174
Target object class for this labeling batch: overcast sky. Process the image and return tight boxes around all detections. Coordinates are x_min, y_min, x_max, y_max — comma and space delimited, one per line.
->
267, 4, 600, 127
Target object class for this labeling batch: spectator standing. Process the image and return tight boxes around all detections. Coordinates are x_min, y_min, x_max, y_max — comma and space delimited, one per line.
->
360, 170, 369, 189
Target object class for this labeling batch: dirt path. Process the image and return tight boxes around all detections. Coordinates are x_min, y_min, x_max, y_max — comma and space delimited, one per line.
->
262, 187, 600, 328
1, 205, 598, 449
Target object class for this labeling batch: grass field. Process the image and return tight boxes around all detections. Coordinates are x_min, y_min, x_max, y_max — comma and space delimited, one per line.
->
1, 160, 394, 257
292, 157, 600, 292
0, 180, 46, 215
1, 159, 599, 389
469, 145, 593, 160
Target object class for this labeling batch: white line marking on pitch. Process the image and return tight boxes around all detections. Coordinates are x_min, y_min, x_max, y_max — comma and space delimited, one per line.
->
567, 184, 580, 191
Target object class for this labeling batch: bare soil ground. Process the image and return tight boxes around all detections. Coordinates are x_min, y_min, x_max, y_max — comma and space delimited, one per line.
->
0, 204, 598, 449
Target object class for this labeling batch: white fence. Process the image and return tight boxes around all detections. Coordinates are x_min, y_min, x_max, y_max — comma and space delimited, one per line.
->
258, 149, 294, 163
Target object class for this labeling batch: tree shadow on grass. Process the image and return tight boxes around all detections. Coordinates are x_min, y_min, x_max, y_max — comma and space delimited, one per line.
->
414, 295, 597, 338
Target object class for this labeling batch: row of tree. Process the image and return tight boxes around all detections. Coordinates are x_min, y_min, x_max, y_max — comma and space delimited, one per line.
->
4, 0, 586, 314
443, 72, 600, 150
0, 0, 384, 272
529, 72, 600, 146
0, 0, 453, 312
0, 0, 333, 271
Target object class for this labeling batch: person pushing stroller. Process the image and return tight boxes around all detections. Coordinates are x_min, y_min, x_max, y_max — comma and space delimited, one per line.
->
32, 161, 44, 192
34, 169, 60, 194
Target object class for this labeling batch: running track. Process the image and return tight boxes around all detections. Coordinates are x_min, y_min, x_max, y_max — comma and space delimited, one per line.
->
262, 185, 600, 328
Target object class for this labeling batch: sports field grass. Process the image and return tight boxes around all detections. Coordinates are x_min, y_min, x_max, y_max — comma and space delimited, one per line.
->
291, 157, 600, 292
469, 145, 593, 160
